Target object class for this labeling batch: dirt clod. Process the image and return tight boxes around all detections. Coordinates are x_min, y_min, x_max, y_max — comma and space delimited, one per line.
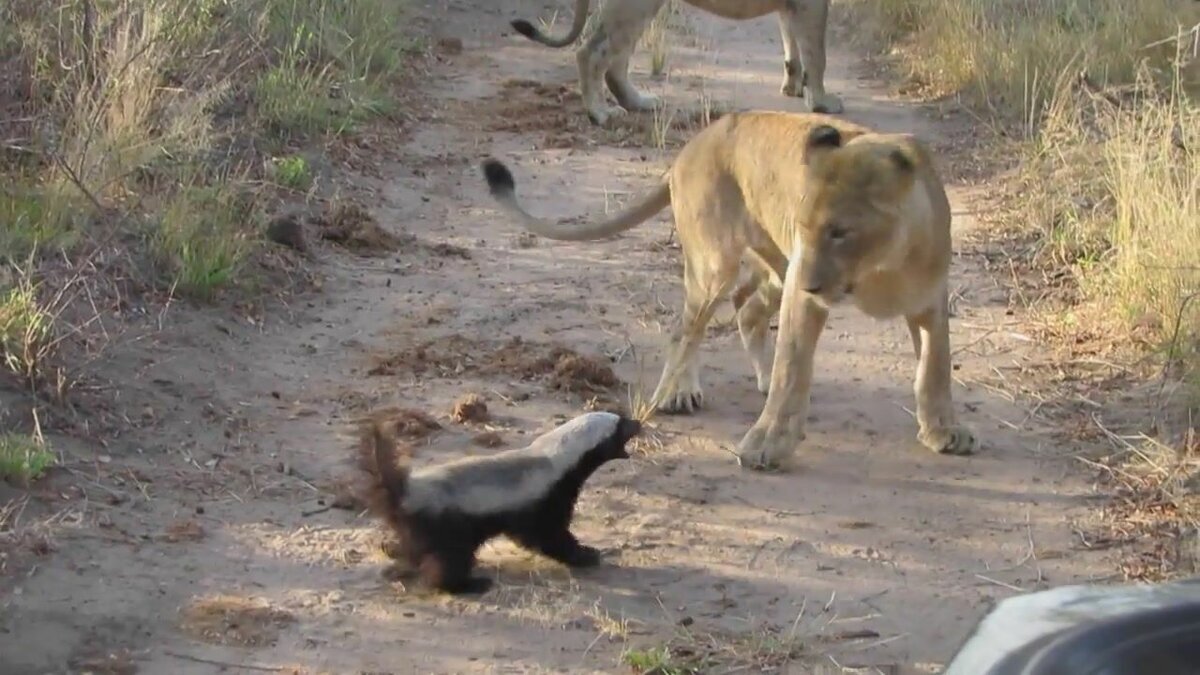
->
368, 336, 620, 396
544, 350, 617, 393
437, 37, 464, 55
473, 431, 504, 448
164, 519, 206, 543
450, 393, 489, 423
315, 202, 412, 255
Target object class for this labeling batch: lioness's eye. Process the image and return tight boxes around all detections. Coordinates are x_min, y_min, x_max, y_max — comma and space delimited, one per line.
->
827, 225, 847, 242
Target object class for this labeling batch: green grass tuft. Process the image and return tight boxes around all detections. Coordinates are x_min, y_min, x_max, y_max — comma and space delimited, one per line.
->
0, 433, 55, 484
153, 184, 258, 300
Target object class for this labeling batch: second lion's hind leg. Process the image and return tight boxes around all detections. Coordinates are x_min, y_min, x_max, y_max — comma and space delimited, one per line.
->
578, 32, 627, 126
734, 276, 783, 395
651, 255, 738, 415
605, 51, 660, 112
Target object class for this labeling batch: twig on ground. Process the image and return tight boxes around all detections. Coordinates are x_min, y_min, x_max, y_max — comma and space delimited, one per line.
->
164, 651, 293, 672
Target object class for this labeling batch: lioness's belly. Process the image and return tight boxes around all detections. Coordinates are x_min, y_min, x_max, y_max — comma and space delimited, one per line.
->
682, 0, 782, 21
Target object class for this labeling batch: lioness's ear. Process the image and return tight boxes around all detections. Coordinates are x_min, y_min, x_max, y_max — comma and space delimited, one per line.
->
804, 124, 842, 164
888, 148, 915, 172
887, 134, 923, 173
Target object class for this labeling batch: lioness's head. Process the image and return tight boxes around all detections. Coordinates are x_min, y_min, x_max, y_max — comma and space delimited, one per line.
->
794, 124, 928, 306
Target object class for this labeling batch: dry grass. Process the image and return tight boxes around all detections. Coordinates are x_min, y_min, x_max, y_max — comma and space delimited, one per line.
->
0, 0, 416, 414
840, 0, 1196, 119
642, 0, 682, 78
838, 0, 1200, 581
1081, 424, 1200, 581
840, 0, 1199, 367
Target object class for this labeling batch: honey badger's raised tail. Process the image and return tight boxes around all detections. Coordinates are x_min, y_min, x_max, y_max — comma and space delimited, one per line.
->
355, 413, 412, 537
509, 0, 591, 48
482, 158, 669, 242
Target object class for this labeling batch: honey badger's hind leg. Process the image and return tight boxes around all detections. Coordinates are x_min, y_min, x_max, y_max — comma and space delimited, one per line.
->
422, 545, 492, 595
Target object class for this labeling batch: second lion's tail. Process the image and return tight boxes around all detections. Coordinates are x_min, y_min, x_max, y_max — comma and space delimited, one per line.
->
482, 158, 671, 242
510, 0, 592, 48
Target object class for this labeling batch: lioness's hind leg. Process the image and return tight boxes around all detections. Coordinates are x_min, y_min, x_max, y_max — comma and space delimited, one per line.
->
906, 299, 977, 456
733, 276, 782, 394
577, 33, 626, 126
606, 52, 660, 112
789, 0, 843, 114
776, 10, 804, 97
651, 258, 738, 415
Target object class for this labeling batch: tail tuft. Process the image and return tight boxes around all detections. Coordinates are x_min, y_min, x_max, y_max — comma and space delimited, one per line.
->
510, 19, 537, 40
481, 158, 515, 196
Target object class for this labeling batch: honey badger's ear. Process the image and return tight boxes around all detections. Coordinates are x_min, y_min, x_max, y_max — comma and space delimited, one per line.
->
803, 124, 843, 164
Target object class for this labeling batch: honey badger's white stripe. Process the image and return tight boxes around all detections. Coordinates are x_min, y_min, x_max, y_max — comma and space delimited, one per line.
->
404, 412, 621, 516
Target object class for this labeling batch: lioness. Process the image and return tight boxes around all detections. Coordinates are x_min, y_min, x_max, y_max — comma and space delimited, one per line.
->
480, 111, 976, 469
510, 0, 843, 126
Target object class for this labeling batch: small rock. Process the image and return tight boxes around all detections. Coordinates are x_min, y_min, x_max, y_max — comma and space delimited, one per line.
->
437, 37, 464, 55
265, 214, 308, 252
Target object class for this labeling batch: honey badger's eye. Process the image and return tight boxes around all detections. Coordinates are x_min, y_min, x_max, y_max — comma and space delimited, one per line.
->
826, 224, 848, 243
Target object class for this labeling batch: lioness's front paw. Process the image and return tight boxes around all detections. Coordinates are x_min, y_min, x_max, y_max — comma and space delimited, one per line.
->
587, 104, 628, 127
736, 425, 803, 471
807, 92, 844, 115
755, 372, 770, 395
919, 425, 977, 456
655, 384, 703, 415
620, 92, 660, 112
781, 76, 803, 98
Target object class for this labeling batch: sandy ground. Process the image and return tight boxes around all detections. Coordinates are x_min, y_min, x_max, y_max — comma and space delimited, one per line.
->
0, 0, 1118, 673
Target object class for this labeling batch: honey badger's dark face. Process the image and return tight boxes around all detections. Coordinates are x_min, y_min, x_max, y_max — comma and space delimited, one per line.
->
600, 415, 642, 461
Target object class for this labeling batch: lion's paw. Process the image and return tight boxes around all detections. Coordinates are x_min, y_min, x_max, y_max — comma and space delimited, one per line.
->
655, 384, 703, 415
620, 92, 660, 112
781, 77, 803, 98
735, 426, 802, 471
587, 104, 629, 127
807, 92, 844, 115
919, 425, 977, 456
754, 371, 771, 395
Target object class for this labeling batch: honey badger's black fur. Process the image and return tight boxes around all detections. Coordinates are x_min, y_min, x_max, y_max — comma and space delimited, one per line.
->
356, 410, 641, 595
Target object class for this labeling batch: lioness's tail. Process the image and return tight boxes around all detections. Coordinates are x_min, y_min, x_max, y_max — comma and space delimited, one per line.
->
482, 158, 670, 242
510, 0, 591, 48
355, 412, 412, 535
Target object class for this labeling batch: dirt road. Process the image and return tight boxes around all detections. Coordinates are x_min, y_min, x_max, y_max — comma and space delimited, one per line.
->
0, 0, 1114, 672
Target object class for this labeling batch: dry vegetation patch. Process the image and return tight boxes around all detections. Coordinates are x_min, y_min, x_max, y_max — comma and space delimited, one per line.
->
1081, 429, 1200, 581
179, 594, 296, 648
